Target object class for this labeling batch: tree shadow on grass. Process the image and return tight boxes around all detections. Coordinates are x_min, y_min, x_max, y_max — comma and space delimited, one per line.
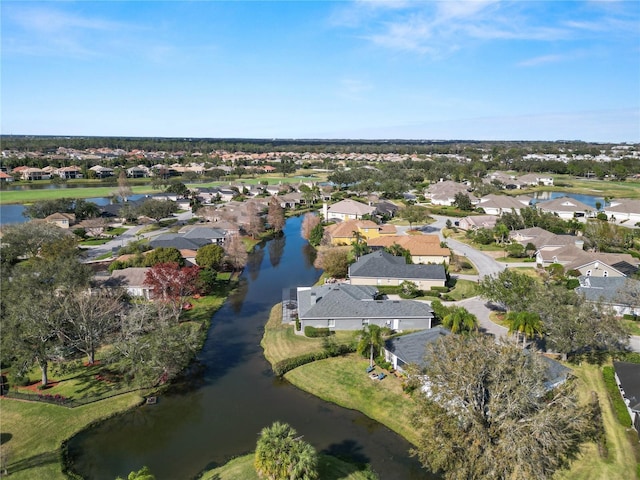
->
7, 450, 58, 474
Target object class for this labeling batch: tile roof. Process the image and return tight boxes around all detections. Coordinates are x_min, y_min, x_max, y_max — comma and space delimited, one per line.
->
327, 199, 376, 216
367, 235, 450, 256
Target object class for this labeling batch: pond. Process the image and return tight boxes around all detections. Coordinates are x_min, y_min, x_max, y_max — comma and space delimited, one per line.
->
0, 195, 147, 226
65, 215, 427, 480
532, 191, 604, 209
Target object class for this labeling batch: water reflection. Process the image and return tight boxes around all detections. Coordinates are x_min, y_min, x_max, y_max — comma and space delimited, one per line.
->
268, 234, 285, 268
65, 216, 428, 480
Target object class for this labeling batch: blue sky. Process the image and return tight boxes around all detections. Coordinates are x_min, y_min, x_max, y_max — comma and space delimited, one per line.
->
2, 1, 639, 142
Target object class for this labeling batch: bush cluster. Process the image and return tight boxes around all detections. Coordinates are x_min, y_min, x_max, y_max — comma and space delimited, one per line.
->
304, 326, 331, 337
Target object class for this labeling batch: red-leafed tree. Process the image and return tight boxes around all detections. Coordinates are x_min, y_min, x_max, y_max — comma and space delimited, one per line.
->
144, 262, 200, 322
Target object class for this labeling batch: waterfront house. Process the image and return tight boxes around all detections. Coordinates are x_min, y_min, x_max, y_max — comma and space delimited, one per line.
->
325, 219, 396, 246
604, 199, 640, 225
348, 250, 447, 290
296, 283, 434, 332
323, 199, 377, 222
367, 235, 450, 265
536, 196, 593, 220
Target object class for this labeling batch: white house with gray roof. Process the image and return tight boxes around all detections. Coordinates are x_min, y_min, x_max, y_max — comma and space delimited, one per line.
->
613, 362, 640, 437
348, 251, 447, 290
296, 283, 434, 332
575, 276, 640, 317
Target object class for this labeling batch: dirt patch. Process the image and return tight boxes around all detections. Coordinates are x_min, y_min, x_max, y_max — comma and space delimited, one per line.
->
19, 380, 61, 392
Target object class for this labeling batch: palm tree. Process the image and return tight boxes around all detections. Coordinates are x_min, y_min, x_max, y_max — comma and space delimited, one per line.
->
254, 421, 318, 480
357, 324, 384, 367
506, 311, 544, 348
442, 307, 478, 334
351, 230, 369, 260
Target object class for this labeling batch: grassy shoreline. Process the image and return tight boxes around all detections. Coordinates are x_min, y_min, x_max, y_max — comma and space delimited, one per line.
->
261, 303, 639, 479
0, 287, 232, 479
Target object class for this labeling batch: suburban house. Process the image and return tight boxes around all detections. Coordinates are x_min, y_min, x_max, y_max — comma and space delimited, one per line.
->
127, 165, 150, 178
348, 251, 447, 289
383, 327, 451, 374
367, 235, 451, 265
150, 226, 227, 250
296, 283, 434, 332
323, 199, 377, 222
575, 276, 640, 316
604, 199, 640, 224
44, 212, 76, 229
425, 181, 477, 206
613, 362, 640, 436
517, 173, 554, 187
19, 167, 50, 181
536, 196, 594, 220
325, 219, 397, 246
89, 165, 115, 178
536, 243, 639, 276
509, 227, 584, 253
458, 215, 498, 231
476, 194, 531, 216
55, 166, 83, 179
95, 267, 153, 299
0, 171, 14, 183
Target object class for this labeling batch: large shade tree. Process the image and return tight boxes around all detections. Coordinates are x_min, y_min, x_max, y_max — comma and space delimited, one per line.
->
412, 334, 595, 480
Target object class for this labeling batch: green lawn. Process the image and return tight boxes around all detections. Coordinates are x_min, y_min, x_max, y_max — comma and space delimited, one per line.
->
261, 310, 639, 479
199, 452, 377, 480
446, 279, 478, 301
286, 355, 419, 445
0, 185, 156, 205
261, 304, 355, 365
0, 393, 144, 480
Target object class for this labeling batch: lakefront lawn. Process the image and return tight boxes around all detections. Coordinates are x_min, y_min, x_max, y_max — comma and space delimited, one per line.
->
261, 304, 639, 479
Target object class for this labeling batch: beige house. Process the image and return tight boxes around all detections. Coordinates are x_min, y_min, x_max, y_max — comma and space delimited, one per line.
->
44, 212, 76, 229
323, 199, 376, 222
367, 235, 450, 264
604, 199, 640, 224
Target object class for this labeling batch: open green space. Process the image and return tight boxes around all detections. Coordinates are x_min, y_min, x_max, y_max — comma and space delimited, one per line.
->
0, 288, 231, 479
261, 304, 355, 365
261, 307, 639, 479
445, 279, 479, 301
0, 185, 156, 205
199, 452, 377, 480
520, 176, 640, 200
0, 393, 144, 480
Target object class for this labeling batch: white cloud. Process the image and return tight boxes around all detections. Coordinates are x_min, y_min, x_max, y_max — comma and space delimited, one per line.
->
517, 54, 567, 67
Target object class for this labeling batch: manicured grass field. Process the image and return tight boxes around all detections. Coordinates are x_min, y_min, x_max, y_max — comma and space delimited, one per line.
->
261, 309, 639, 479
0, 185, 156, 205
261, 304, 355, 365
286, 355, 419, 446
199, 452, 378, 480
446, 279, 478, 301
0, 393, 144, 480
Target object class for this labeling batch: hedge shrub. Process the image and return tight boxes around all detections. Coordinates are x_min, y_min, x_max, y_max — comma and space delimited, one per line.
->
304, 326, 331, 338
602, 366, 632, 427
273, 344, 356, 376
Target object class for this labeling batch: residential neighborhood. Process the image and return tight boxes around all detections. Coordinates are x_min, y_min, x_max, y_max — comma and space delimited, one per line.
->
2, 138, 640, 480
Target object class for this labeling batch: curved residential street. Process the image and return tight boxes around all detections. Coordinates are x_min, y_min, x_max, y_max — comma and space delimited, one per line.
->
404, 214, 640, 352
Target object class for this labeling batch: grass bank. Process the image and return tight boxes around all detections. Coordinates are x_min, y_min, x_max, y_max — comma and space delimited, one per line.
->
198, 452, 377, 480
261, 306, 639, 479
0, 285, 232, 479
0, 393, 144, 480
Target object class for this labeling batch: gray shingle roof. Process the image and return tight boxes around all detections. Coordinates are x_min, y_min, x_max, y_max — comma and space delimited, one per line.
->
297, 284, 433, 320
575, 276, 636, 304
384, 327, 451, 367
349, 251, 447, 280
614, 362, 640, 412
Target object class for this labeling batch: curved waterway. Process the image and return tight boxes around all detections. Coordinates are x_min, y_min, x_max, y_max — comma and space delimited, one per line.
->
66, 215, 427, 480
